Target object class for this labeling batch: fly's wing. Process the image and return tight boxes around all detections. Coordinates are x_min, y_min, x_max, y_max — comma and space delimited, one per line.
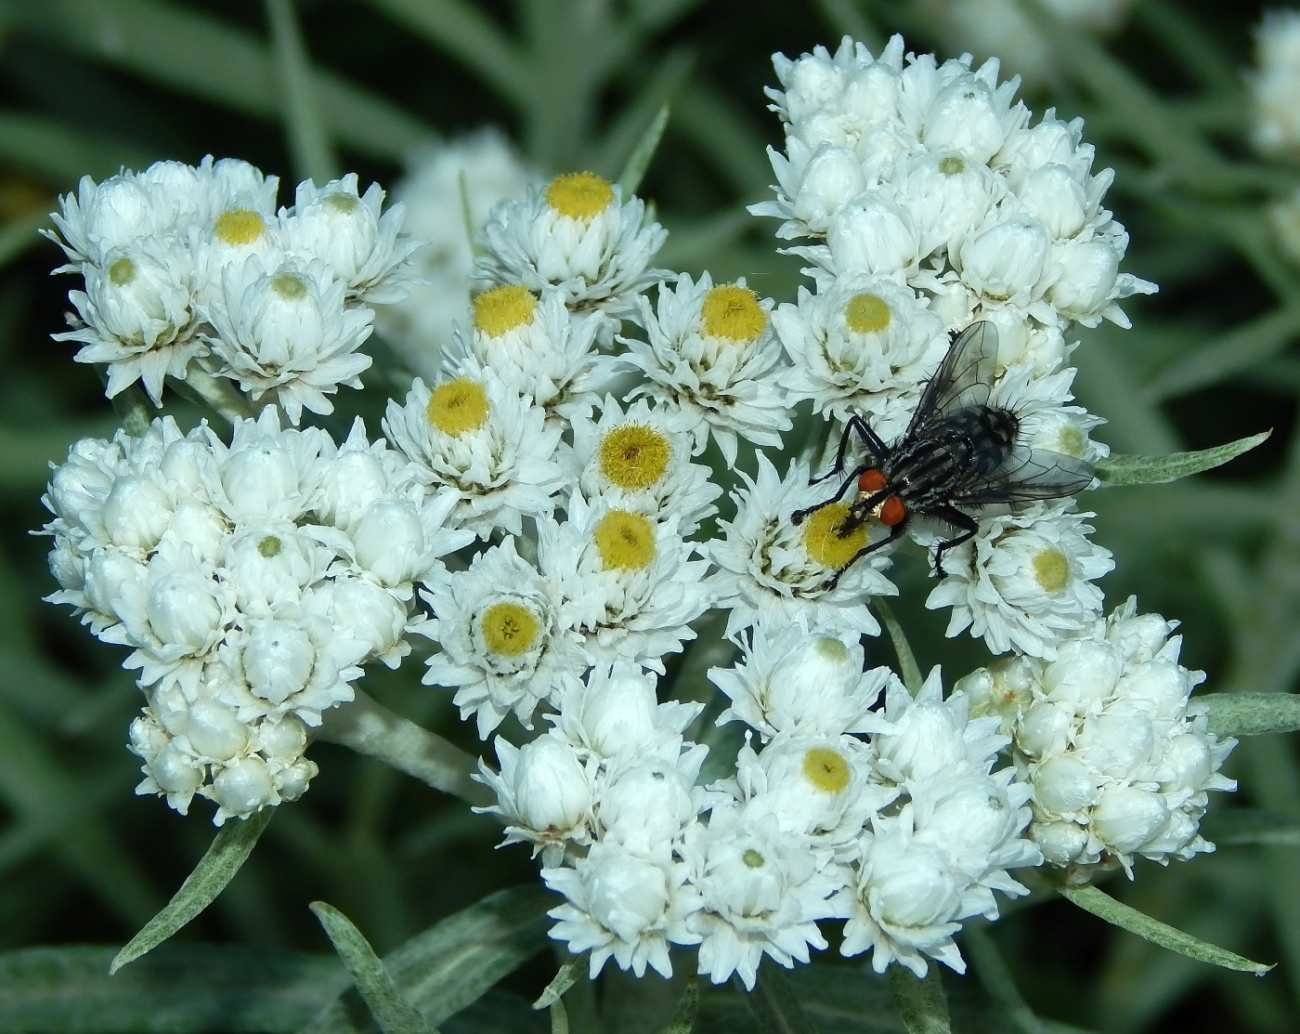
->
950, 445, 1096, 506
905, 322, 1000, 438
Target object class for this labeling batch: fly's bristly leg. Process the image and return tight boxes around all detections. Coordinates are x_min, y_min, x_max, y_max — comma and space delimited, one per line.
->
822, 522, 906, 590
928, 505, 979, 578
810, 415, 888, 486
790, 464, 867, 526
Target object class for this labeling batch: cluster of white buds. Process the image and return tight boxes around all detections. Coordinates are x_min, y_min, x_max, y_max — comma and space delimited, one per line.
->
41, 408, 472, 823
45, 157, 416, 419
958, 598, 1236, 876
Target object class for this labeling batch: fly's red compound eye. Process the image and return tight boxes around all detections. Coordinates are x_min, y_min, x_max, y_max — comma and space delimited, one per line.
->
879, 496, 906, 526
858, 469, 887, 493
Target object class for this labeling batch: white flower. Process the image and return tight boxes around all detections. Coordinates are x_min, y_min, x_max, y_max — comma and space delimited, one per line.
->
474, 171, 667, 315
418, 537, 587, 738
618, 273, 792, 465
1251, 10, 1300, 158
596, 754, 704, 849
383, 369, 566, 537
925, 501, 1113, 659
705, 453, 896, 638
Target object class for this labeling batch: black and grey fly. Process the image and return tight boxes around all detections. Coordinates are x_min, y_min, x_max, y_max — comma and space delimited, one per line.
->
792, 321, 1096, 587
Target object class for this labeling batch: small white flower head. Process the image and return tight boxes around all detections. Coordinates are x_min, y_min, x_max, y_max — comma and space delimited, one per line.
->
477, 732, 598, 862
543, 841, 701, 979
457, 285, 611, 423
683, 804, 842, 989
537, 494, 712, 672
925, 501, 1113, 659
596, 753, 704, 849
1251, 10, 1300, 159
210, 407, 328, 523
551, 660, 703, 762
710, 619, 889, 738
474, 171, 668, 315
204, 257, 374, 424
200, 712, 318, 825
619, 273, 793, 465
803, 193, 922, 281
571, 395, 721, 536
281, 173, 417, 304
419, 536, 587, 738
54, 238, 204, 404
899, 148, 1005, 260
376, 130, 536, 376
383, 370, 566, 537
770, 274, 946, 438
706, 453, 897, 639
129, 709, 206, 814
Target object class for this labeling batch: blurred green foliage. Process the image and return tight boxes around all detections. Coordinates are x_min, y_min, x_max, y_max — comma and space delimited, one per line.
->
0, 1, 1297, 1031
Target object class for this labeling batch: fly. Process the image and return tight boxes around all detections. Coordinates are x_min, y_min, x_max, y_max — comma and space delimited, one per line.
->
791, 321, 1096, 587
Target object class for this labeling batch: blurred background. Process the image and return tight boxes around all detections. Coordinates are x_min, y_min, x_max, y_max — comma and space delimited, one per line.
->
0, 1, 1296, 1031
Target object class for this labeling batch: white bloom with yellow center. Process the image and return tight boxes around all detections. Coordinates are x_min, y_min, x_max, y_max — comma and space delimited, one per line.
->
383, 369, 566, 537
705, 454, 896, 639
570, 395, 720, 536
474, 171, 668, 314
418, 537, 588, 738
536, 493, 711, 672
924, 500, 1113, 659
618, 273, 793, 465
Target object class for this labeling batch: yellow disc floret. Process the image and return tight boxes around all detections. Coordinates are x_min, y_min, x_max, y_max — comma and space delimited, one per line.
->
803, 746, 850, 793
593, 509, 656, 571
844, 292, 892, 335
323, 192, 360, 215
938, 154, 966, 176
700, 284, 767, 341
108, 256, 136, 286
214, 207, 266, 246
473, 284, 538, 338
1032, 547, 1071, 593
270, 272, 308, 300
545, 171, 614, 220
427, 378, 490, 437
801, 504, 869, 571
598, 423, 671, 491
479, 601, 541, 658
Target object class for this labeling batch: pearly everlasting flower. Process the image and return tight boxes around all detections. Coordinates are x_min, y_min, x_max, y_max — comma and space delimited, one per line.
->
474, 171, 668, 316
617, 273, 793, 465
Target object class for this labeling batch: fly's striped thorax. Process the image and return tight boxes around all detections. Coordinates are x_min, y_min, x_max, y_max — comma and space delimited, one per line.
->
887, 405, 1019, 509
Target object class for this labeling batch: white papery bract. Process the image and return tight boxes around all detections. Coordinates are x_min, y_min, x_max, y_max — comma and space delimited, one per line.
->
957, 598, 1237, 877
41, 408, 468, 823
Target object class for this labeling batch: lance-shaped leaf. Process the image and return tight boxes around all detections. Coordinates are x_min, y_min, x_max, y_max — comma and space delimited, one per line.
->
888, 966, 952, 1034
111, 808, 275, 973
1201, 807, 1300, 847
746, 965, 817, 1034
617, 104, 670, 198
1094, 431, 1270, 487
1059, 884, 1272, 975
1203, 692, 1300, 736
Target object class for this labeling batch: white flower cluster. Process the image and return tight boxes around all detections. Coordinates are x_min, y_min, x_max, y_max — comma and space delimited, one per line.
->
485, 626, 1037, 986
46, 157, 415, 419
740, 35, 1156, 658
958, 598, 1236, 876
41, 408, 472, 823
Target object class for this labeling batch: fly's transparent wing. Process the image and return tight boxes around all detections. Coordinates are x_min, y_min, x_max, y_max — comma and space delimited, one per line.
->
905, 322, 999, 438
951, 445, 1096, 506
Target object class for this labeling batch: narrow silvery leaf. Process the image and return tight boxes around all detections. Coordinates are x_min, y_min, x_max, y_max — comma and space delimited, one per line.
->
533, 957, 581, 1010
656, 977, 700, 1034
111, 808, 275, 973
747, 966, 817, 1034
617, 104, 670, 198
888, 966, 952, 1034
1060, 885, 1272, 975
1094, 431, 1270, 486
874, 598, 922, 695
310, 902, 435, 1034
1201, 807, 1300, 847
1203, 691, 1300, 736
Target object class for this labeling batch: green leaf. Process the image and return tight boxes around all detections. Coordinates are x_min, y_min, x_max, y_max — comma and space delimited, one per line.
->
962, 927, 1044, 1034
310, 902, 435, 1034
1200, 807, 1300, 847
1144, 303, 1300, 401
1094, 432, 1271, 486
0, 944, 347, 1033
1059, 884, 1272, 975
111, 808, 275, 973
1203, 692, 1300, 736
266, 0, 338, 183
655, 977, 700, 1034
873, 598, 922, 695
0, 110, 154, 184
303, 883, 553, 1033
616, 104, 670, 197
746, 965, 817, 1033
532, 957, 581, 1011
887, 966, 952, 1034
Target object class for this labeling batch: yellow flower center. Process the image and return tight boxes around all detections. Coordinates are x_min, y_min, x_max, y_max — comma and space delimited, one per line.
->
700, 284, 767, 341
801, 504, 868, 571
598, 423, 671, 491
426, 378, 490, 437
473, 284, 538, 338
214, 207, 266, 246
270, 272, 308, 300
479, 601, 541, 657
844, 292, 892, 335
1055, 425, 1086, 457
938, 154, 966, 176
257, 535, 282, 557
1032, 547, 1070, 593
803, 747, 850, 793
545, 171, 614, 220
107, 256, 136, 286
323, 192, 360, 215
812, 636, 848, 665
742, 848, 766, 868
593, 509, 656, 571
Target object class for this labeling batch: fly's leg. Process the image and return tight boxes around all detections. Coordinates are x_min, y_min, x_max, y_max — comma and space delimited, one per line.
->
810, 415, 889, 485
823, 521, 906, 591
928, 506, 979, 579
791, 465, 865, 525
